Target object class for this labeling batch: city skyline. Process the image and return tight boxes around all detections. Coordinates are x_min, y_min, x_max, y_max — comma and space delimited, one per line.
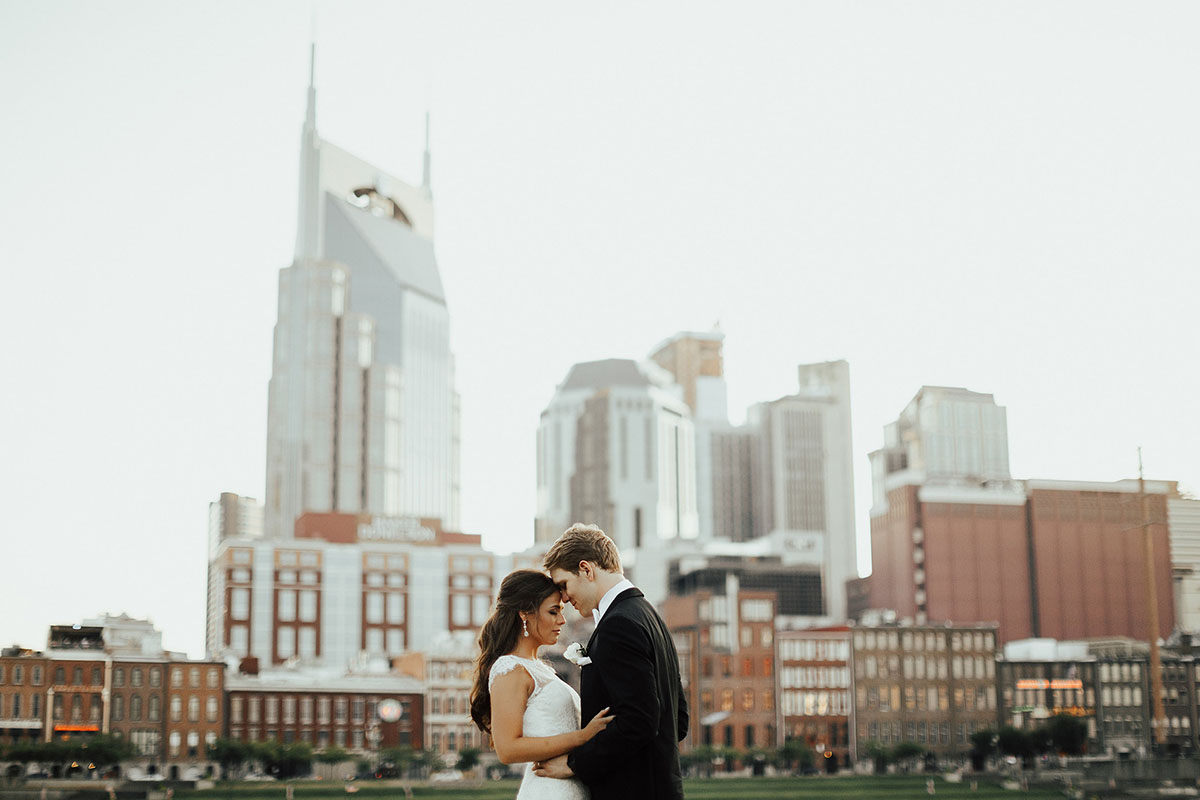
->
2, 2, 1199, 658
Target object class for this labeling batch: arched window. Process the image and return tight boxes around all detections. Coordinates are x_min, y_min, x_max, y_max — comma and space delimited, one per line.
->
148, 695, 161, 721
130, 695, 143, 721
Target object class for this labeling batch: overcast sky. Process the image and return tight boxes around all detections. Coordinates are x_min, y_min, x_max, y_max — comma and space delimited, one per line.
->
2, 1, 1197, 658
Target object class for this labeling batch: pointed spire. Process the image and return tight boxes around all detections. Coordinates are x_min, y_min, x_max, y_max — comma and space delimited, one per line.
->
295, 43, 322, 261
305, 43, 316, 129
422, 111, 432, 195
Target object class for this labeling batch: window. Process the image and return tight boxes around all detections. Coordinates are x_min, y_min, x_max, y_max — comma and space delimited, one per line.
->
278, 628, 296, 659
130, 695, 142, 721
170, 696, 182, 721
91, 667, 102, 685
278, 590, 297, 622
300, 590, 318, 622
231, 588, 250, 620
452, 595, 469, 626
148, 695, 161, 721
131, 668, 143, 687
300, 627, 317, 658
31, 666, 42, 685
150, 668, 161, 687
190, 668, 200, 688
208, 668, 220, 688
112, 694, 124, 721
367, 593, 385, 624
73, 667, 83, 685
188, 696, 200, 722
54, 667, 65, 684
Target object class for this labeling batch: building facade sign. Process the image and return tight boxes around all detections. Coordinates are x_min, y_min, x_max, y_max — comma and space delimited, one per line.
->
357, 517, 436, 543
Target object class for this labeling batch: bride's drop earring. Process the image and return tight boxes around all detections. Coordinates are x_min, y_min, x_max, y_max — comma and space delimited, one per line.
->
522, 618, 529, 638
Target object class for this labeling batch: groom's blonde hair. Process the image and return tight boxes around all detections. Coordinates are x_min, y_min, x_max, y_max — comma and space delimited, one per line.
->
543, 523, 622, 574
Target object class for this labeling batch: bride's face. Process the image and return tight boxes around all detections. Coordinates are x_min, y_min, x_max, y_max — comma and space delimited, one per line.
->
528, 593, 566, 647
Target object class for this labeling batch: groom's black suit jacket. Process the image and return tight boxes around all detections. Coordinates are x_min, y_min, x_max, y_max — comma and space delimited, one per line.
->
567, 587, 688, 800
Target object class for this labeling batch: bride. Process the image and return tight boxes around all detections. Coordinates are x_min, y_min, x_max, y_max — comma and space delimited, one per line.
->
469, 569, 613, 799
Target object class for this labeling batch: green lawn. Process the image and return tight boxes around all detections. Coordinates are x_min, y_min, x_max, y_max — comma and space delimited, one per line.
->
186, 775, 1067, 800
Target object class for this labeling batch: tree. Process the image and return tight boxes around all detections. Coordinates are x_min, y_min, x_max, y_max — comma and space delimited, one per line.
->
251, 741, 312, 779
378, 745, 413, 778
78, 736, 137, 771
315, 746, 350, 766
891, 741, 926, 773
862, 741, 890, 774
454, 747, 481, 772
208, 738, 251, 779
774, 739, 814, 774
970, 728, 997, 771
686, 745, 718, 778
997, 726, 1041, 769
408, 749, 442, 780
1044, 714, 1088, 756
715, 746, 742, 772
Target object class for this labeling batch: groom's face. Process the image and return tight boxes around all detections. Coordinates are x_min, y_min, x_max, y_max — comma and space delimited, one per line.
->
550, 565, 600, 616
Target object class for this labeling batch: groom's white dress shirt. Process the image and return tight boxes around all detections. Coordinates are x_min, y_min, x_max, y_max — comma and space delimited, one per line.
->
592, 577, 635, 625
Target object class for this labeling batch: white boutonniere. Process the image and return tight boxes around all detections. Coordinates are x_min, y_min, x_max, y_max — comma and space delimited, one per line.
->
564, 642, 592, 666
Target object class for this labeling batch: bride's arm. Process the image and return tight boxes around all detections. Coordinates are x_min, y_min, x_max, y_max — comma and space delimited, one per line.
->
489, 668, 609, 765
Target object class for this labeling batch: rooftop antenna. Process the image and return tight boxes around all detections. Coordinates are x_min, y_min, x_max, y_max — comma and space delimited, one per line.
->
1139, 447, 1168, 751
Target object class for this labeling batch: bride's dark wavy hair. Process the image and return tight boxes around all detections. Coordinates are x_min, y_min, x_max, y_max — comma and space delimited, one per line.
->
469, 568, 559, 733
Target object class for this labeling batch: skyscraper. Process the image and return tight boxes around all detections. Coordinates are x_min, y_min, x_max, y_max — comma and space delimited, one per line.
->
264, 48, 459, 540
746, 360, 858, 620
649, 330, 730, 543
535, 358, 699, 600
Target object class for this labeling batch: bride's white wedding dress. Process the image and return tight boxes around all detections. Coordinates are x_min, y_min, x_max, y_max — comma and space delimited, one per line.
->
489, 654, 589, 800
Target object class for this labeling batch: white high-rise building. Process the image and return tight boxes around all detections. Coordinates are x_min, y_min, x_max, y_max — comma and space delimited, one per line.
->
1170, 497, 1200, 631
869, 386, 1011, 513
264, 49, 459, 540
535, 359, 699, 601
747, 360, 857, 620
648, 330, 728, 543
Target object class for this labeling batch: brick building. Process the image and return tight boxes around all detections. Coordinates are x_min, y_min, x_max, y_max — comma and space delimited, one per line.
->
852, 623, 998, 763
664, 589, 779, 755
868, 479, 1176, 644
394, 631, 485, 763
0, 621, 224, 780
225, 667, 423, 754
777, 627, 851, 770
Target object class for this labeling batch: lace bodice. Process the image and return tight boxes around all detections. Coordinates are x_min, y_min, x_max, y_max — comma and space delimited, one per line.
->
489, 655, 588, 799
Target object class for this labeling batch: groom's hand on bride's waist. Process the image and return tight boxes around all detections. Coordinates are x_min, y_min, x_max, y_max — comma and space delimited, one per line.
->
532, 754, 574, 779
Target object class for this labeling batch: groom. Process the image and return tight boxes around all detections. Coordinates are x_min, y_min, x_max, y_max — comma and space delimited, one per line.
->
534, 523, 688, 799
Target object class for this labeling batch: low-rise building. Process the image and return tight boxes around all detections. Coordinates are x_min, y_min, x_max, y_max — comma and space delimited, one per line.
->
665, 588, 779, 755
777, 626, 851, 771
852, 623, 998, 763
225, 663, 424, 754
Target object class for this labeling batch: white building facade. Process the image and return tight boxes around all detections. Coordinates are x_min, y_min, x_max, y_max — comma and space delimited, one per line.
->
206, 513, 499, 668
535, 359, 699, 601
1170, 497, 1200, 631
